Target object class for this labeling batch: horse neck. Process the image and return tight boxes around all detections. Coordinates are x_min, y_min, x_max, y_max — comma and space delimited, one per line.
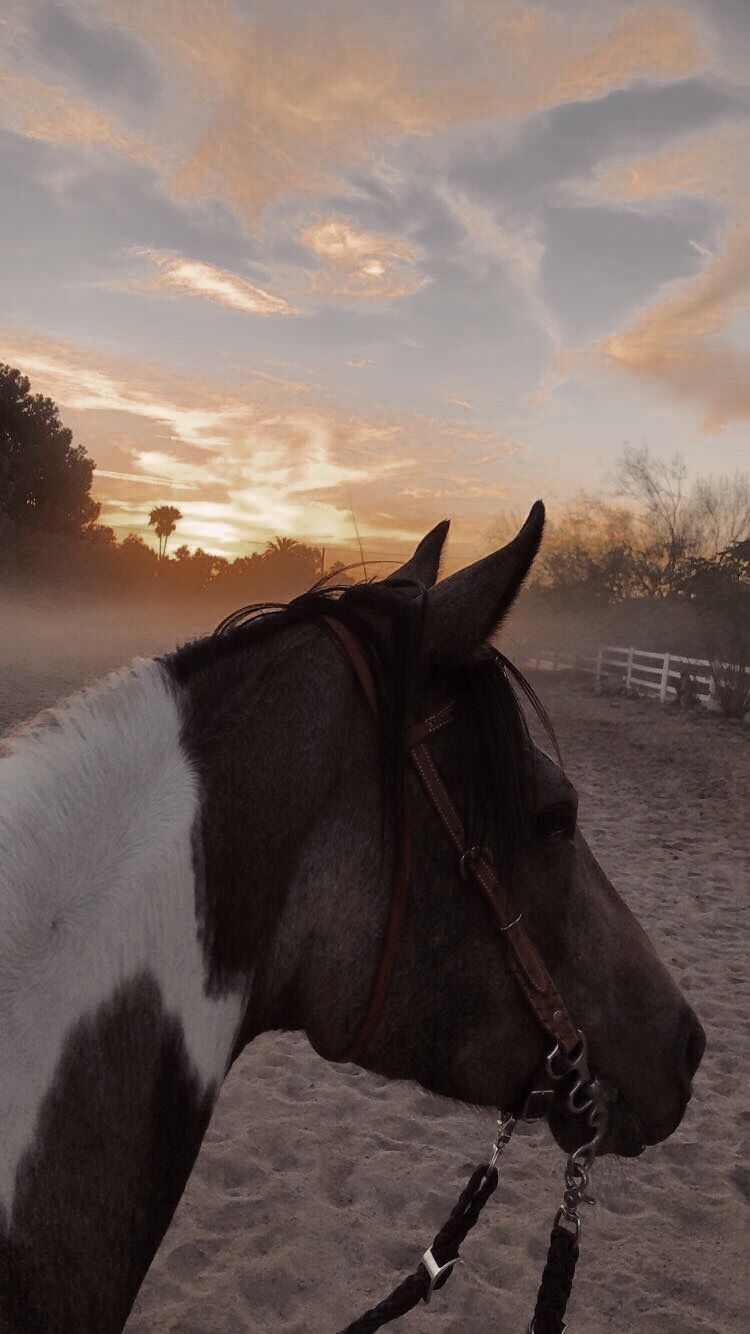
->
175, 622, 358, 1044
0, 656, 246, 1333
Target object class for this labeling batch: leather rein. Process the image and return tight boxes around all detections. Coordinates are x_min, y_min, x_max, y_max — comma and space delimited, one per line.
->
322, 616, 581, 1065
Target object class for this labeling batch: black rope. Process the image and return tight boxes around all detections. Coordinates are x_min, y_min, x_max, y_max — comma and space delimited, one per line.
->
337, 1162, 499, 1333
529, 1224, 579, 1334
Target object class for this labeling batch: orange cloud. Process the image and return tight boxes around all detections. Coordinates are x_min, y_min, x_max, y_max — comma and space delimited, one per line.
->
300, 218, 426, 300
0, 69, 152, 160
604, 218, 750, 431
0, 2, 707, 227
583, 123, 747, 205
96, 467, 195, 490
0, 328, 525, 561
132, 251, 299, 315
596, 122, 750, 431
454, 1, 703, 113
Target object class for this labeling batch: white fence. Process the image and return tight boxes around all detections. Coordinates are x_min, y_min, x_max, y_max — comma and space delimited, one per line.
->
524, 644, 750, 714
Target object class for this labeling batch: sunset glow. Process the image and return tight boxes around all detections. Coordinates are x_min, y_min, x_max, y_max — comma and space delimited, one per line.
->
0, 0, 747, 565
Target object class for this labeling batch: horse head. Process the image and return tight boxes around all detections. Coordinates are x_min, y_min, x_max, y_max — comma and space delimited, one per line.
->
267, 504, 705, 1157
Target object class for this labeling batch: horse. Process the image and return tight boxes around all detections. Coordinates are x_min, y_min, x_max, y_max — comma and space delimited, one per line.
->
0, 503, 705, 1333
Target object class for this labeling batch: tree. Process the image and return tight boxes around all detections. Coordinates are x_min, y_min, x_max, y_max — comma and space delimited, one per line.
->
616, 445, 700, 596
116, 533, 159, 588
264, 536, 302, 560
167, 544, 228, 591
262, 536, 323, 592
148, 505, 182, 562
0, 363, 99, 539
684, 541, 750, 719
692, 471, 750, 559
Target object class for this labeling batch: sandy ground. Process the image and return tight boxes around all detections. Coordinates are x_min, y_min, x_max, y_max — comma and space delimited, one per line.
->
1, 603, 748, 1333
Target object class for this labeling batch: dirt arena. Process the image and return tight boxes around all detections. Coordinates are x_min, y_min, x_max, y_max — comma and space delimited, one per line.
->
1, 601, 748, 1332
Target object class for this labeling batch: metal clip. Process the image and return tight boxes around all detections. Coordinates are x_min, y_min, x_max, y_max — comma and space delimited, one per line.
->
421, 1247, 462, 1303
487, 1112, 516, 1171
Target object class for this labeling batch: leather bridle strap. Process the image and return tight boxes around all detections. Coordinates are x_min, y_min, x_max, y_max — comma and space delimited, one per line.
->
322, 615, 579, 1062
407, 738, 579, 1052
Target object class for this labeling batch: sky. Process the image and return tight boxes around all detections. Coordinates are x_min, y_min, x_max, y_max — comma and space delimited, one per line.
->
1, 0, 748, 568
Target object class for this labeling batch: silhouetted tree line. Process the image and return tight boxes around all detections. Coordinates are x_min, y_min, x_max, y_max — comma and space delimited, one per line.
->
493, 448, 750, 718
0, 364, 347, 602
1, 364, 747, 713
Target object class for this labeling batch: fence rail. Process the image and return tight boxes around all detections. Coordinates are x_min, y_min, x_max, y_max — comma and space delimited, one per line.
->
523, 644, 750, 715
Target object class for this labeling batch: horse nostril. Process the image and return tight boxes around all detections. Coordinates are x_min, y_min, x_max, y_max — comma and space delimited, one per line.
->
684, 1015, 706, 1080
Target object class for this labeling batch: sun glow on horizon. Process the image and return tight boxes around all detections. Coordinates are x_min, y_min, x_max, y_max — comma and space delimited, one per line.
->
0, 0, 746, 565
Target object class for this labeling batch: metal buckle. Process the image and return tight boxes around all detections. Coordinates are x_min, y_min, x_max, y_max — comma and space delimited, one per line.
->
521, 1087, 555, 1120
421, 1247, 462, 1303
459, 844, 493, 881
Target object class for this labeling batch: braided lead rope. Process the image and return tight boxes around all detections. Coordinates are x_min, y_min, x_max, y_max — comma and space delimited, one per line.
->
527, 1035, 610, 1334
337, 1163, 499, 1334
528, 1225, 579, 1334
338, 1117, 515, 1333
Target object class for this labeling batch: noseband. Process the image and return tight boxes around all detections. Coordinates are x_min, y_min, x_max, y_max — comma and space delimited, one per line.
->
323, 616, 580, 1067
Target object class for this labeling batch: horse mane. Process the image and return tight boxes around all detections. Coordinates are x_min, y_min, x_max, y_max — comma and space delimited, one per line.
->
167, 575, 562, 872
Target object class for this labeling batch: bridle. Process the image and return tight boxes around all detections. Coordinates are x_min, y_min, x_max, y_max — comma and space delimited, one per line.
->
324, 615, 614, 1333
323, 615, 581, 1067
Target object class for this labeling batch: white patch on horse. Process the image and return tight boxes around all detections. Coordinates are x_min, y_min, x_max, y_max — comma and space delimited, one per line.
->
0, 658, 244, 1218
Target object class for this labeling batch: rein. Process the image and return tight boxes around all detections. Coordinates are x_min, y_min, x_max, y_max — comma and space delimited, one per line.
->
322, 616, 612, 1333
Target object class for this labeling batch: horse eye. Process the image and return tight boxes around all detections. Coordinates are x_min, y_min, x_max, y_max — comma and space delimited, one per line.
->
536, 804, 576, 842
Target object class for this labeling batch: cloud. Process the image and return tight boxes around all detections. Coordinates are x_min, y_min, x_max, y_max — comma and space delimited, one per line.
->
300, 217, 427, 301
434, 184, 561, 355
604, 217, 750, 431
133, 250, 298, 315
103, 0, 495, 223
0, 68, 152, 160
0, 1, 707, 227
435, 185, 544, 277
3, 346, 245, 452
458, 2, 704, 110
580, 122, 747, 207
248, 370, 316, 393
96, 467, 195, 490
594, 121, 750, 430
475, 444, 525, 464
0, 329, 523, 558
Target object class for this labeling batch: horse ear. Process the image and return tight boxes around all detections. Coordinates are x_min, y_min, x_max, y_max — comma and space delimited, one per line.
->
384, 519, 450, 589
424, 501, 544, 664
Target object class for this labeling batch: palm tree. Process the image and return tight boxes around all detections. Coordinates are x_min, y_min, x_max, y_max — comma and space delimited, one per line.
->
148, 505, 182, 562
263, 536, 300, 559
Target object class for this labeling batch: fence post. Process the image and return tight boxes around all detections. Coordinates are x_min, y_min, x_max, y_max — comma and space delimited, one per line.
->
595, 647, 603, 688
659, 652, 671, 704
625, 646, 634, 695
